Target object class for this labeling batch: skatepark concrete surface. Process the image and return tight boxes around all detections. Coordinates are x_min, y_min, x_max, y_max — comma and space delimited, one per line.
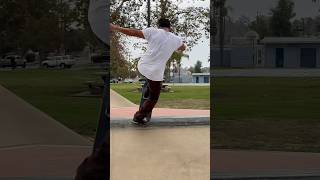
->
0, 85, 92, 178
212, 149, 320, 179
110, 89, 210, 179
111, 126, 210, 180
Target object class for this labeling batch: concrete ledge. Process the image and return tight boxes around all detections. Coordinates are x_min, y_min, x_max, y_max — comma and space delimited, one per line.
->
111, 116, 209, 128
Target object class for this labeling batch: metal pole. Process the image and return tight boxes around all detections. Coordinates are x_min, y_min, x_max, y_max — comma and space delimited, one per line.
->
93, 73, 109, 152
147, 0, 151, 27
219, 0, 225, 67
252, 40, 255, 67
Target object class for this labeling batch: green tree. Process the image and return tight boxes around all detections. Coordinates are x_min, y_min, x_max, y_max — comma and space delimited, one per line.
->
0, 0, 97, 57
270, 0, 296, 37
250, 15, 272, 39
212, 0, 232, 67
194, 60, 202, 73
110, 0, 209, 80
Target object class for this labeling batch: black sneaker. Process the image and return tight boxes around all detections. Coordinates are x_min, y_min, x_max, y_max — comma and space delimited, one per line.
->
131, 117, 146, 125
145, 112, 152, 123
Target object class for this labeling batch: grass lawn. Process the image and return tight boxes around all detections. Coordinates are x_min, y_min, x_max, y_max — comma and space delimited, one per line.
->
111, 83, 210, 109
0, 68, 103, 137
2, 69, 320, 153
212, 77, 320, 152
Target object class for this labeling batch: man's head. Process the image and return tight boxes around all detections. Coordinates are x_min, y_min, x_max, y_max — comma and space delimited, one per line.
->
158, 18, 171, 30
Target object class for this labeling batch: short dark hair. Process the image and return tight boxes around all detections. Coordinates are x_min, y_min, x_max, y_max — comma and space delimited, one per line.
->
158, 18, 171, 28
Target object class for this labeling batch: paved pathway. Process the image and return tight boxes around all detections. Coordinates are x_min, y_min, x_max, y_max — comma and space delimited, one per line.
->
0, 85, 91, 178
110, 89, 137, 108
0, 85, 91, 147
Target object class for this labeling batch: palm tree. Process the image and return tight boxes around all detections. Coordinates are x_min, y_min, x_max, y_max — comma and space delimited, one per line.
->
216, 0, 231, 67
166, 51, 188, 83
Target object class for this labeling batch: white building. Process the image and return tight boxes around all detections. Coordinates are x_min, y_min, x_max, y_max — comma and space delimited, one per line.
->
192, 73, 210, 83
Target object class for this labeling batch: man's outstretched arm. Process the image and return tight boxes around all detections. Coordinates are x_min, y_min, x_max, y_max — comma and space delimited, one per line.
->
110, 23, 144, 39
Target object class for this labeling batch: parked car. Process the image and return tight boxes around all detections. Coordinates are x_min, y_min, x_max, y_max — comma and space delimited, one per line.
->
110, 78, 119, 83
0, 55, 27, 68
91, 52, 108, 63
41, 55, 75, 69
124, 78, 134, 83
138, 78, 146, 84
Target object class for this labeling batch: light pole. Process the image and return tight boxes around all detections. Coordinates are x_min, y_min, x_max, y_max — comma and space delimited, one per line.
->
171, 61, 176, 86
147, 0, 151, 27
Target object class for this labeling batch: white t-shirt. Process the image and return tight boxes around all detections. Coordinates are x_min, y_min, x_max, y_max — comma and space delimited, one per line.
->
138, 27, 183, 81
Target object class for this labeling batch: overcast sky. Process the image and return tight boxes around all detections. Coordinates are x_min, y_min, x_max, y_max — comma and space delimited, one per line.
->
125, 0, 210, 68
123, 0, 320, 68
226, 0, 320, 20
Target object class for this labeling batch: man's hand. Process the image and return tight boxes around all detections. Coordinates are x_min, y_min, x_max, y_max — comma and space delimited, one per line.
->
110, 23, 119, 32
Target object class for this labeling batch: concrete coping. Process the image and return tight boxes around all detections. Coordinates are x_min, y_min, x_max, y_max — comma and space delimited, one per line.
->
111, 116, 209, 128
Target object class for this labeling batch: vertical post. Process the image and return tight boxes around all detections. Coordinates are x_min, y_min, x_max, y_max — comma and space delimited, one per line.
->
147, 0, 151, 27
219, 0, 225, 67
93, 73, 109, 152
252, 39, 255, 68
178, 62, 181, 83
302, 18, 305, 36
172, 62, 175, 86
59, 0, 64, 55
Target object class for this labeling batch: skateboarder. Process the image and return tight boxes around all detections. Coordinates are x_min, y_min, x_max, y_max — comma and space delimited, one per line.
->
110, 18, 187, 124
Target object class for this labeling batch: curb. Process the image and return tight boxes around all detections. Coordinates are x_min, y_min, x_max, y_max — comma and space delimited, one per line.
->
111, 116, 209, 128
211, 170, 320, 180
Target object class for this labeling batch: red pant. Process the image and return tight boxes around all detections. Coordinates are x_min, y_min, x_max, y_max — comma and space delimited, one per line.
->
134, 79, 162, 120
